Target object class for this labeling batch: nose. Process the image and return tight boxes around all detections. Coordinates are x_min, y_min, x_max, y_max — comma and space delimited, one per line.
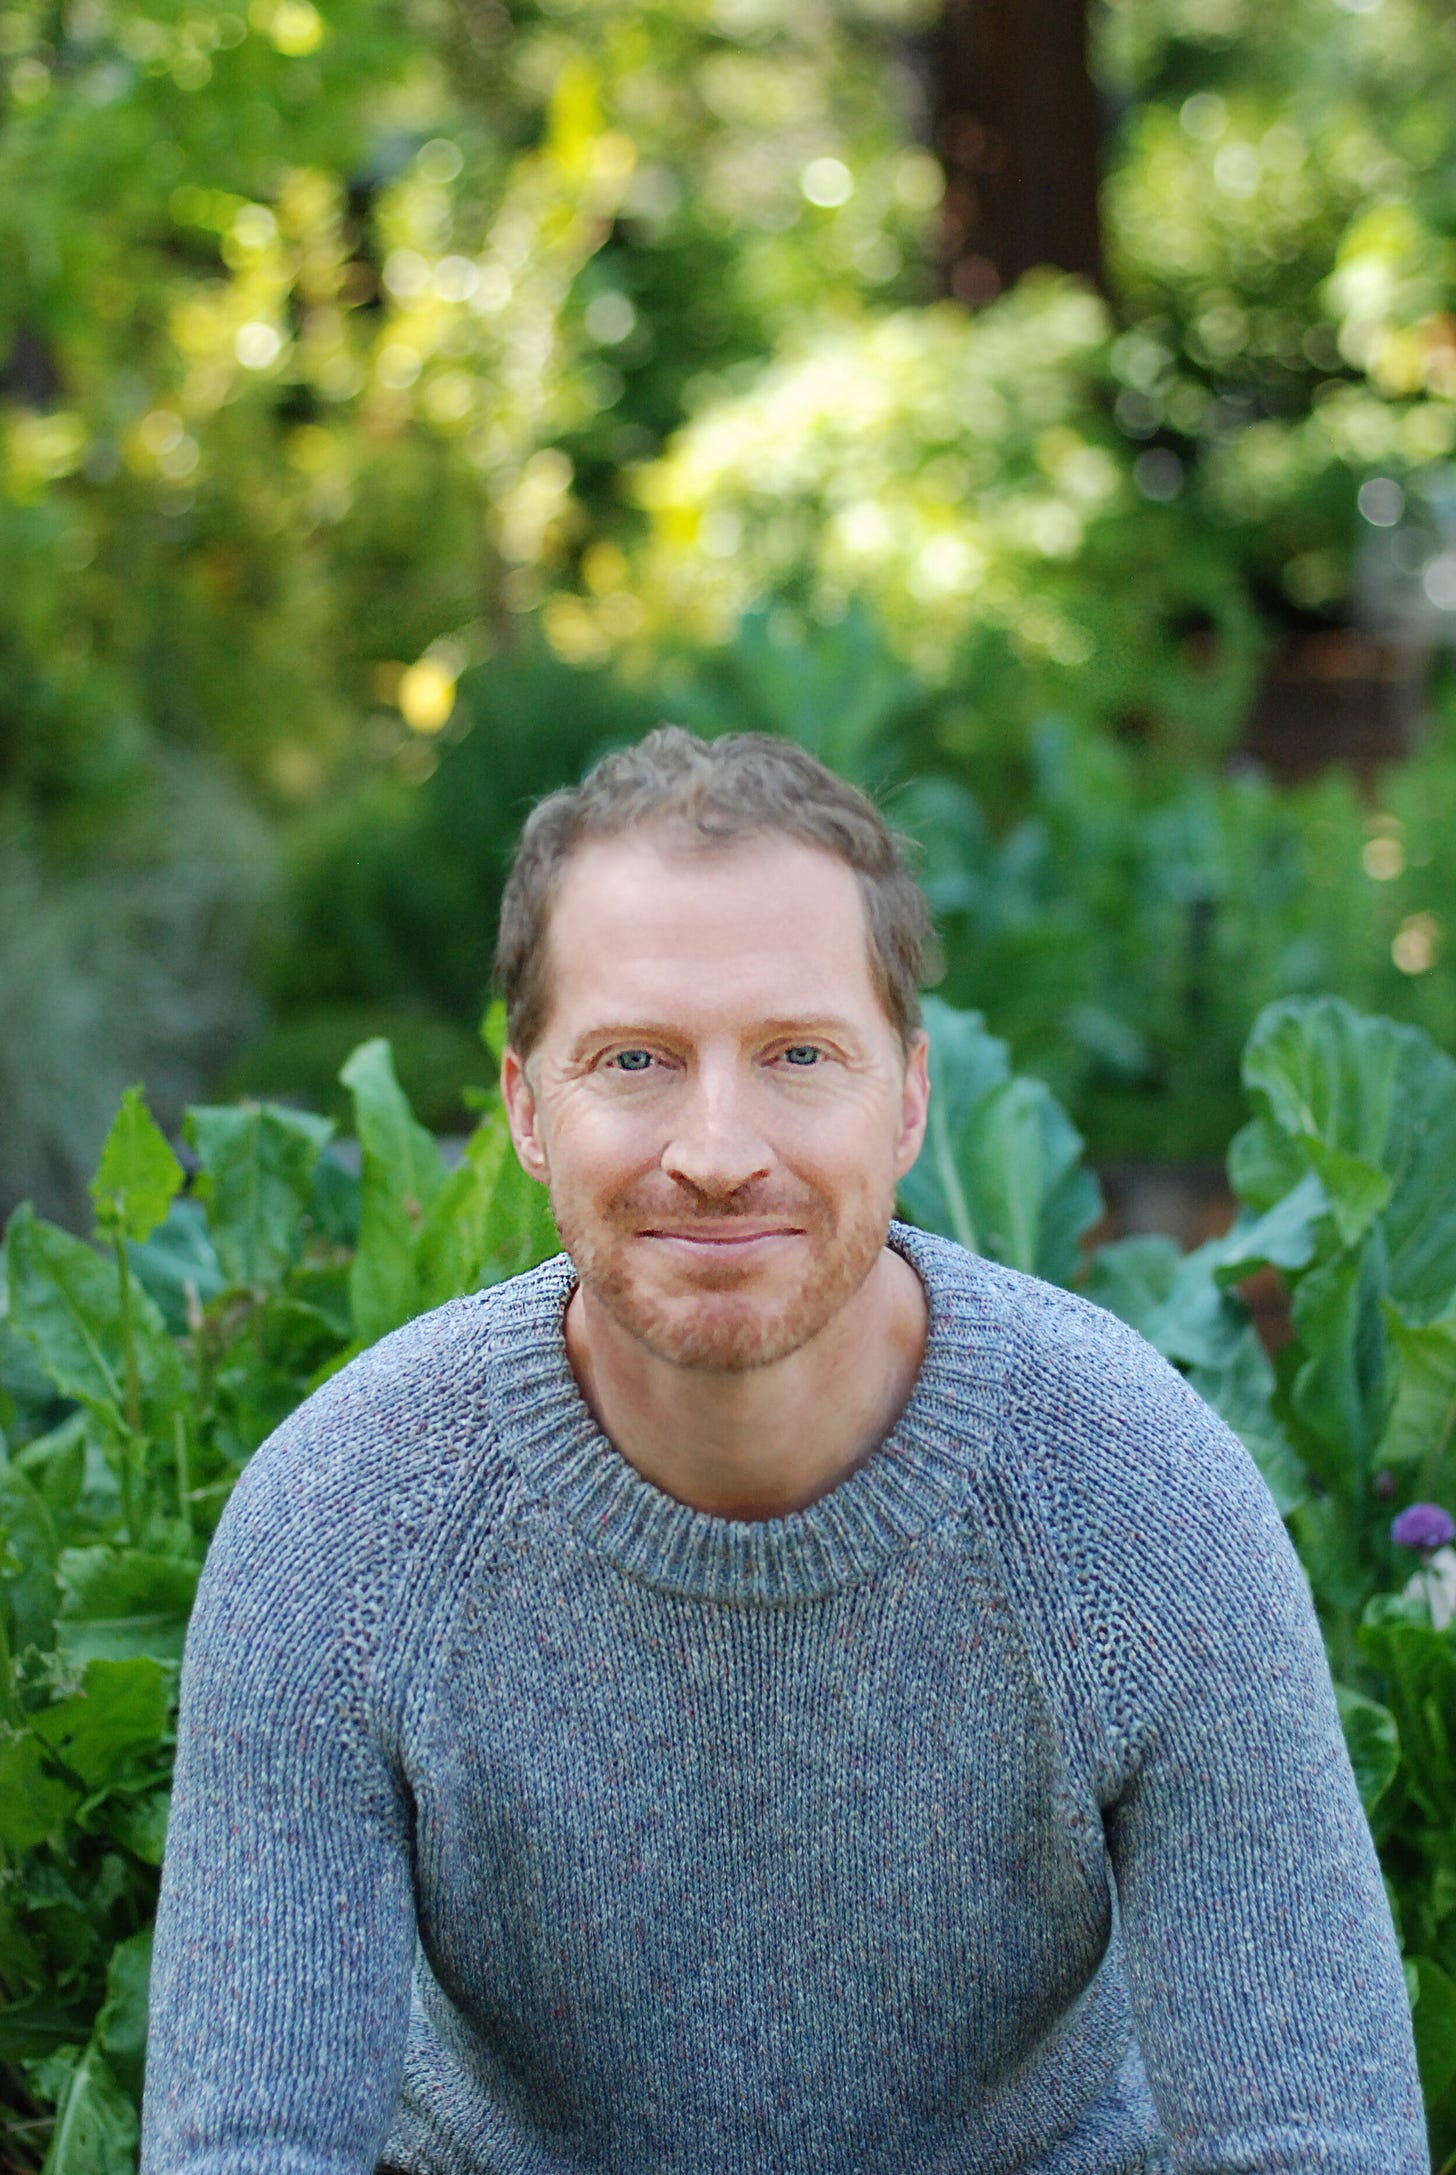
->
659, 1061, 774, 1199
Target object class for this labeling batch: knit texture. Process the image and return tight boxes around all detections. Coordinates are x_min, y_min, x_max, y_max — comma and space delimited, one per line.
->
142, 1222, 1429, 2175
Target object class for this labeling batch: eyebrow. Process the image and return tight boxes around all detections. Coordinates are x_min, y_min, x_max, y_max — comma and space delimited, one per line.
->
566, 1016, 865, 1062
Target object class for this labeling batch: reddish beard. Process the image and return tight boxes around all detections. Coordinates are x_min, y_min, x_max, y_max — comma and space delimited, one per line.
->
549, 1184, 892, 1374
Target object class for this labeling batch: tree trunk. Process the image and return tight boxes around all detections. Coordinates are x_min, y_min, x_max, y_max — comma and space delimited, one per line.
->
934, 0, 1103, 305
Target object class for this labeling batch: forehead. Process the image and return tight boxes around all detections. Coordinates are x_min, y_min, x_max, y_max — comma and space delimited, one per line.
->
539, 829, 885, 1030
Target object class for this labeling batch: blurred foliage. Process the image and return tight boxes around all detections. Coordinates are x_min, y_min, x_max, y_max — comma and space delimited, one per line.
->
225, 607, 1456, 1163
8, 0, 1456, 1208
0, 1052, 557, 2171
1099, 0, 1456, 615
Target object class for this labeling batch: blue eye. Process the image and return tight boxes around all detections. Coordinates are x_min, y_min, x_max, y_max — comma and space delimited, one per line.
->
783, 1046, 821, 1066
611, 1050, 654, 1073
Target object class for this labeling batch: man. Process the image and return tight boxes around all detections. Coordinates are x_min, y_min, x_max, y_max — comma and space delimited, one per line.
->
143, 728, 1427, 2174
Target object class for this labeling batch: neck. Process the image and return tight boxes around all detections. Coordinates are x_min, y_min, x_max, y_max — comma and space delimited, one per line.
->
563, 1246, 929, 1521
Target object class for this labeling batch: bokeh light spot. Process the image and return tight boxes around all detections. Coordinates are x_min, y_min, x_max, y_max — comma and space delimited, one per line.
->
801, 158, 853, 209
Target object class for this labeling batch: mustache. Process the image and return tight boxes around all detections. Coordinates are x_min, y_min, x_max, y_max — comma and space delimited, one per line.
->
608, 1188, 828, 1224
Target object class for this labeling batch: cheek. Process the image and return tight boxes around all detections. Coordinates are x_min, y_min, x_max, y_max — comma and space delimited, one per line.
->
548, 1104, 666, 1189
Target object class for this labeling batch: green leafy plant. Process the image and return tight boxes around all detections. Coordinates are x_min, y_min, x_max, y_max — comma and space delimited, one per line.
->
0, 1046, 556, 2170
1071, 993, 1456, 2165
4, 995, 1455, 2169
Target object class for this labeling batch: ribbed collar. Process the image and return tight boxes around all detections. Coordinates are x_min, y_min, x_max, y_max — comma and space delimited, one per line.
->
483, 1222, 1007, 1605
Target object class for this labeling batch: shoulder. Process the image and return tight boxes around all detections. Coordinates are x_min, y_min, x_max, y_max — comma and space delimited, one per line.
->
893, 1220, 1285, 1574
895, 1219, 1208, 1447
207, 1256, 575, 1586
895, 1230, 1316, 1790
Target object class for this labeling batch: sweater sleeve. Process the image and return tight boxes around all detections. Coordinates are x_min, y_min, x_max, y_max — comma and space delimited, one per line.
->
141, 1399, 419, 2175
1000, 1292, 1430, 2175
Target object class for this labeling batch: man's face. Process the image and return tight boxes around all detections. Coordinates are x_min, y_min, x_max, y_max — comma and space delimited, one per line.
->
501, 828, 930, 1374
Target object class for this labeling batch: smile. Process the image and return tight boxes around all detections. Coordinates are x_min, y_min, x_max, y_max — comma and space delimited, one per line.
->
643, 1228, 801, 1252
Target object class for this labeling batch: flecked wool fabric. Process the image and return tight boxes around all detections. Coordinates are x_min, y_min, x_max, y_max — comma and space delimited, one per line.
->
142, 1222, 1429, 2175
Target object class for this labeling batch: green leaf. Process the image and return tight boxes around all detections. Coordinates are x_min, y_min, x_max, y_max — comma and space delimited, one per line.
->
95, 1928, 152, 2096
0, 1458, 60, 1654
1407, 1954, 1456, 2112
1227, 1114, 1307, 1216
5, 1206, 182, 1437
414, 1108, 561, 1313
1378, 1310, 1456, 1477
13, 1418, 88, 1539
899, 998, 1102, 1284
1289, 1230, 1391, 1498
30, 1658, 169, 1792
412, 1115, 514, 1317
186, 1103, 335, 1288
1289, 1491, 1372, 1618
475, 1134, 561, 1287
1357, 1596, 1456, 1825
89, 1087, 184, 1246
1243, 996, 1406, 1168
0, 1732, 81, 1855
0, 1998, 94, 2063
106, 1788, 169, 1866
1240, 997, 1456, 1322
340, 1038, 447, 1345
127, 1200, 226, 1335
1083, 1233, 1246, 1370
6, 1208, 124, 1428
38, 2038, 138, 2175
55, 1548, 199, 1664
1333, 1680, 1401, 1817
1212, 1168, 1330, 1283
1301, 1142, 1392, 1250
1079, 1232, 1182, 1331
480, 995, 509, 1066
900, 998, 1011, 1252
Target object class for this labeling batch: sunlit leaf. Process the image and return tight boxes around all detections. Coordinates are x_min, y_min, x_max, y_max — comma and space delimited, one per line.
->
89, 1087, 184, 1246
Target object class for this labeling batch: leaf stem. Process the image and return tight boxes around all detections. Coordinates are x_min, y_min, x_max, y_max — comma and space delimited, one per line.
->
174, 1411, 194, 1534
112, 1230, 143, 1545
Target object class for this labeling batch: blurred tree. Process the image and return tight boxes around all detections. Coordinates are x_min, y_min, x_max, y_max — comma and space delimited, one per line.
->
935, 0, 1103, 305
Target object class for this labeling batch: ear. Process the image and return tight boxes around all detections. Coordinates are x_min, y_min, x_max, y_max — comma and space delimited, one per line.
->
894, 1030, 931, 1182
500, 1046, 551, 1185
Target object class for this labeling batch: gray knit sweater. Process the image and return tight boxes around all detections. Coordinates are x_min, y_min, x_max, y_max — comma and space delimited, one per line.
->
142, 1223, 1428, 2175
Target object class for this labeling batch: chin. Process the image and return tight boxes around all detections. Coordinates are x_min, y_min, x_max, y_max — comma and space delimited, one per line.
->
556, 1199, 892, 1377
626, 1298, 819, 1375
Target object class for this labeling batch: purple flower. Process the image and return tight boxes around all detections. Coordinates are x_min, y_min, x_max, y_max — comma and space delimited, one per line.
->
1391, 1503, 1456, 1553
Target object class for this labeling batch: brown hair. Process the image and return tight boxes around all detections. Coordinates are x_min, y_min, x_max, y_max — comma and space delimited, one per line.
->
494, 726, 938, 1060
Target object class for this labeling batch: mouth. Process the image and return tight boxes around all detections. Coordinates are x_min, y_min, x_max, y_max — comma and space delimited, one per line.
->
641, 1226, 802, 1254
